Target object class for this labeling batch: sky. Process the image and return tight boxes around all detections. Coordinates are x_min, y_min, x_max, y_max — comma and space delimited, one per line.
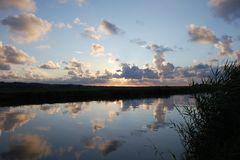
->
0, 0, 240, 86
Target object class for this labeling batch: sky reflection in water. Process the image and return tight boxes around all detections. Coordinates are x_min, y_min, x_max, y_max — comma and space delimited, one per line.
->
0, 96, 195, 160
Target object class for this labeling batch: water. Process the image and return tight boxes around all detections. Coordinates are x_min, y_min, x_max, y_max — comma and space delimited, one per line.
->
0, 95, 195, 160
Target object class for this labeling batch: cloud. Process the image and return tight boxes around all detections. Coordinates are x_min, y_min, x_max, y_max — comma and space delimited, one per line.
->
0, 42, 35, 65
209, 0, 240, 22
120, 63, 159, 79
0, 63, 11, 70
40, 61, 60, 69
1, 13, 51, 43
91, 43, 105, 56
1, 134, 51, 160
214, 35, 233, 55
130, 38, 147, 46
36, 45, 51, 49
145, 44, 173, 55
188, 24, 234, 56
131, 39, 175, 74
145, 44, 174, 73
0, 0, 36, 12
76, 0, 87, 6
64, 59, 84, 77
73, 17, 81, 25
79, 20, 122, 40
235, 50, 240, 60
0, 71, 20, 80
188, 24, 218, 44
178, 63, 211, 79
54, 22, 72, 29
107, 53, 119, 64
24, 67, 49, 80
0, 68, 49, 81
57, 0, 87, 6
98, 20, 123, 35
81, 26, 102, 40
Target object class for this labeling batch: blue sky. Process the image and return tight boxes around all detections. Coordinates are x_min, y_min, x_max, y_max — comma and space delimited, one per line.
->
0, 0, 240, 85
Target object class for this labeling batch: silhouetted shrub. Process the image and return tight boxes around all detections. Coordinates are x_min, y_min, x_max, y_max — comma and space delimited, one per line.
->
175, 61, 240, 160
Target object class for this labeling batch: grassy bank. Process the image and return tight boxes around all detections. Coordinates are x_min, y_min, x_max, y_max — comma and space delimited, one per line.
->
0, 82, 209, 106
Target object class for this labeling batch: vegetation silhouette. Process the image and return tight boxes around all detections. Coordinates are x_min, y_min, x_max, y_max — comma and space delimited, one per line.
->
0, 82, 209, 107
174, 62, 240, 160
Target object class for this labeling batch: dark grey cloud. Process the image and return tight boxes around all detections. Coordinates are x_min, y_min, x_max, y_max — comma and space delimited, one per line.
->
209, 0, 240, 22
145, 44, 173, 55
131, 38, 174, 55
0, 63, 11, 70
180, 63, 211, 78
64, 59, 84, 77
98, 20, 123, 35
119, 63, 159, 79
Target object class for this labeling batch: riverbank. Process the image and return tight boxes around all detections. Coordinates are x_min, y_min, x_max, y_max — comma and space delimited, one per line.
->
0, 82, 208, 106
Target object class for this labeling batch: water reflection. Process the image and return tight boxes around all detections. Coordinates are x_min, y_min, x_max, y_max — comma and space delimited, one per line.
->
1, 134, 51, 160
0, 109, 35, 135
0, 95, 195, 160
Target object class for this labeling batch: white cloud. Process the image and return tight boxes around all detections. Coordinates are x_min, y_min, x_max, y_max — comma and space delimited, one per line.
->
73, 17, 81, 25
76, 0, 87, 6
40, 61, 60, 69
0, 42, 35, 65
214, 35, 233, 55
188, 24, 218, 44
24, 67, 49, 80
107, 53, 118, 64
36, 45, 51, 49
81, 26, 102, 40
1, 13, 51, 43
188, 24, 234, 56
54, 22, 72, 29
57, 0, 87, 6
91, 44, 105, 56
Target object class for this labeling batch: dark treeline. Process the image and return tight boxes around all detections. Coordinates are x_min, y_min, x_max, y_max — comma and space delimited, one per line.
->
0, 82, 209, 107
175, 62, 240, 160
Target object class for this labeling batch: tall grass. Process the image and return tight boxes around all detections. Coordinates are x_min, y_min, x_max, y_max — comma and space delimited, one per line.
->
175, 62, 240, 160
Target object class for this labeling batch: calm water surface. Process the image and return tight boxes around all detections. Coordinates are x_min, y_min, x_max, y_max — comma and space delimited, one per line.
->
0, 95, 195, 160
